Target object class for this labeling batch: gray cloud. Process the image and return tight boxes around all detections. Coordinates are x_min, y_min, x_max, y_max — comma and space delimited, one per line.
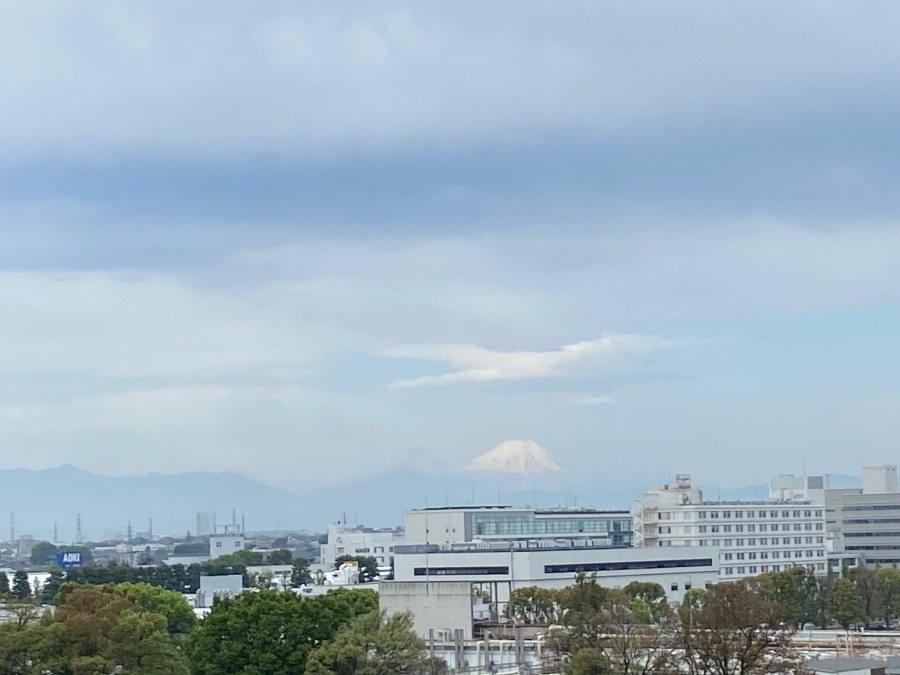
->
1, 2, 899, 161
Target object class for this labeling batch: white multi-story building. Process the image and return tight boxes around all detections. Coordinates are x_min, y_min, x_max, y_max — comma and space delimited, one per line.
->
210, 524, 245, 559
320, 523, 405, 568
634, 474, 826, 580
828, 465, 900, 567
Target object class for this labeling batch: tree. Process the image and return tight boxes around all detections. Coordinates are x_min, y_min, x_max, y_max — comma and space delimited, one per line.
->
507, 586, 562, 624
559, 574, 611, 650
305, 611, 450, 675
600, 588, 675, 675
568, 647, 607, 675
268, 548, 294, 565
42, 566, 64, 605
110, 582, 197, 634
186, 588, 377, 675
30, 540, 58, 566
874, 566, 900, 627
292, 557, 312, 586
11, 571, 31, 600
622, 581, 668, 624
681, 587, 709, 612
851, 564, 877, 625
756, 566, 827, 628
674, 580, 802, 675
829, 577, 865, 630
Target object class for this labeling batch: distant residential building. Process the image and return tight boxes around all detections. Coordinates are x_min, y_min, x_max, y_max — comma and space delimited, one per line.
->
196, 574, 243, 608
828, 465, 900, 566
196, 512, 216, 537
403, 505, 632, 548
210, 525, 245, 559
634, 474, 826, 580
320, 523, 404, 569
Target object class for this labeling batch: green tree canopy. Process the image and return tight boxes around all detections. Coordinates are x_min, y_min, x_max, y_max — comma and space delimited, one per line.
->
11, 571, 31, 600
267, 548, 294, 565
30, 540, 59, 566
829, 577, 866, 629
305, 611, 450, 675
186, 588, 377, 675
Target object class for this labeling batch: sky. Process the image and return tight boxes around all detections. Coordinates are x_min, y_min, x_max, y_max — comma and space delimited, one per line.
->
2, 1, 900, 491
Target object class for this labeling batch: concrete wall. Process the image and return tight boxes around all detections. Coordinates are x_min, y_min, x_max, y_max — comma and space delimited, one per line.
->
380, 581, 475, 639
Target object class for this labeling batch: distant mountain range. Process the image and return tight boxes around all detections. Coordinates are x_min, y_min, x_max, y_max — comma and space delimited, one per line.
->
0, 464, 862, 542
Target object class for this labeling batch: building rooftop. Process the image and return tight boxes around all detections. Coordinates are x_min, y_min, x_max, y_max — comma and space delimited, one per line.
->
412, 505, 630, 515
806, 657, 887, 673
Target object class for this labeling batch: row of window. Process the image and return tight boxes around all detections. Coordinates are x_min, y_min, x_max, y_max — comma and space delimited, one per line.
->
696, 522, 822, 533
472, 514, 630, 536
723, 563, 826, 575
693, 509, 822, 519
694, 536, 824, 547
722, 549, 824, 561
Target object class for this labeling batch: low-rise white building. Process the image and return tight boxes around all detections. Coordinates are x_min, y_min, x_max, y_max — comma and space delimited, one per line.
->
210, 525, 245, 559
634, 474, 826, 580
319, 523, 404, 568
384, 544, 718, 639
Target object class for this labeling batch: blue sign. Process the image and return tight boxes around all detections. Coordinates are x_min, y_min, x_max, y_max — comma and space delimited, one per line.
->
56, 551, 83, 569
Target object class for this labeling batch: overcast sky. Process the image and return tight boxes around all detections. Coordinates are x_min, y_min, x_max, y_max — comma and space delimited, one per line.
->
2, 1, 900, 490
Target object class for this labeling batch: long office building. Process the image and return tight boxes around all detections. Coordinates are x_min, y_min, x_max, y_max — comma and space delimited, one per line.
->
634, 474, 827, 580
386, 543, 718, 639
403, 505, 632, 548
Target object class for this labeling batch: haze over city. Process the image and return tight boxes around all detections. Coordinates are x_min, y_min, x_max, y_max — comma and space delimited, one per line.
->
3, 2, 900, 499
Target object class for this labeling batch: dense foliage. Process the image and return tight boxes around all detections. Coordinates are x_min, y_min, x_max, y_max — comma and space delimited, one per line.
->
185, 588, 378, 675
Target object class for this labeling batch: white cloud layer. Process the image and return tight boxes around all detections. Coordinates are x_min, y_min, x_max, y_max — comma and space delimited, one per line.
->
385, 335, 673, 388
1, 2, 899, 160
1, 222, 900, 485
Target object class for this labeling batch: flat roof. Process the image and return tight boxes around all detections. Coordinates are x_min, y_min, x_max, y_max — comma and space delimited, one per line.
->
807, 657, 887, 673
411, 505, 630, 515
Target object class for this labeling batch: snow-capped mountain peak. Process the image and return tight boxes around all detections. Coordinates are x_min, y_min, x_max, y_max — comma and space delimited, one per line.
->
466, 440, 564, 475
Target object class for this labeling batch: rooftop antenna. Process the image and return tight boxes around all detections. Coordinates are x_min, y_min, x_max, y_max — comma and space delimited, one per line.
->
75, 513, 82, 545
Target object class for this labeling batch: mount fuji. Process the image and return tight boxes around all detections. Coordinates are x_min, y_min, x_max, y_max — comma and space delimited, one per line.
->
466, 440, 565, 475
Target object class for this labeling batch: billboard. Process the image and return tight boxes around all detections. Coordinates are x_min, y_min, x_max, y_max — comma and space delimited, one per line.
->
56, 551, 83, 569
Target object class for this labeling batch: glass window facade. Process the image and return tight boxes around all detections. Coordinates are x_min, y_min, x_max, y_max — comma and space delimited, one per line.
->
468, 511, 633, 546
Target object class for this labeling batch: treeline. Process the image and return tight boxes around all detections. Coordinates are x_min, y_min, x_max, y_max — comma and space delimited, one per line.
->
507, 566, 900, 675
519, 575, 801, 675
0, 551, 314, 605
510, 564, 900, 632
0, 583, 445, 674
